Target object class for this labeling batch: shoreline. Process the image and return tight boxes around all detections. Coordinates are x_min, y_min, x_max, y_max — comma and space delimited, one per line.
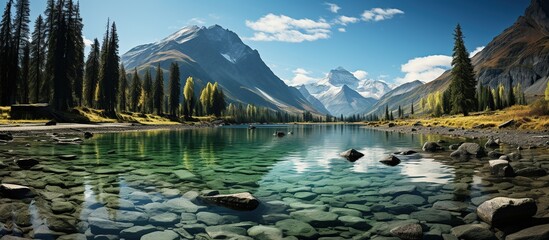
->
363, 123, 549, 148
0, 122, 210, 135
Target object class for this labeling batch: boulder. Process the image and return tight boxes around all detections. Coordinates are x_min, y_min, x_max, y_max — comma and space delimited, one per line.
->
275, 219, 318, 239
451, 143, 485, 158
247, 225, 283, 240
201, 192, 259, 211
515, 167, 547, 177
141, 230, 179, 240
487, 151, 504, 159
489, 160, 515, 177
507, 152, 522, 161
390, 223, 423, 240
380, 155, 401, 166
0, 183, 33, 198
450, 224, 496, 240
498, 120, 515, 129
505, 223, 549, 240
273, 131, 285, 137
84, 132, 93, 139
476, 197, 537, 226
422, 142, 444, 152
15, 158, 39, 169
45, 120, 57, 126
449, 143, 462, 150
340, 149, 364, 162
120, 225, 156, 239
485, 137, 500, 148
58, 155, 78, 160
0, 133, 13, 141
388, 123, 396, 127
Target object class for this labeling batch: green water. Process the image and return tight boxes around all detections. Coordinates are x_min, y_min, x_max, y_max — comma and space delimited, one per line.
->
1, 124, 548, 239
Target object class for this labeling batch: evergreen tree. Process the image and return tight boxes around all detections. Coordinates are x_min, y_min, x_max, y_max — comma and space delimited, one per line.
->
211, 82, 226, 117
67, 0, 84, 106
97, 21, 119, 115
19, 42, 29, 103
142, 68, 153, 113
0, 0, 15, 105
129, 68, 141, 112
29, 15, 46, 103
168, 62, 180, 117
398, 105, 402, 118
410, 102, 414, 115
118, 64, 127, 112
153, 64, 164, 115
84, 38, 99, 107
385, 105, 389, 120
183, 76, 195, 119
13, 0, 30, 103
507, 79, 515, 107
448, 24, 476, 116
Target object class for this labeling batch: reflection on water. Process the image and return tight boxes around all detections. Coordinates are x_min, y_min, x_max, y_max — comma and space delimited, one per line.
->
0, 124, 547, 239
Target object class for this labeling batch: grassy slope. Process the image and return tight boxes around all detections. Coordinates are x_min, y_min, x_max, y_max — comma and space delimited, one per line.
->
368, 105, 549, 130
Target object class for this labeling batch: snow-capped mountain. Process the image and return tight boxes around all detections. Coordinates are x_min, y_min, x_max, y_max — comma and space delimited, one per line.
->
295, 86, 330, 114
316, 85, 377, 116
300, 67, 391, 116
122, 25, 322, 114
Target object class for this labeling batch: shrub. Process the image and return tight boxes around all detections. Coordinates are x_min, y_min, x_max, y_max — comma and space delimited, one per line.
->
529, 99, 549, 116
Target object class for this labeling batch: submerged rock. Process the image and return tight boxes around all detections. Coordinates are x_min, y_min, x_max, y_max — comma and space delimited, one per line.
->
84, 132, 93, 139
58, 154, 78, 160
275, 219, 318, 239
505, 223, 549, 240
0, 133, 13, 141
422, 142, 444, 152
15, 158, 39, 169
515, 167, 547, 177
201, 192, 259, 211
273, 131, 285, 137
340, 149, 364, 162
390, 223, 423, 240
380, 155, 401, 166
247, 225, 283, 240
476, 197, 537, 226
450, 224, 496, 240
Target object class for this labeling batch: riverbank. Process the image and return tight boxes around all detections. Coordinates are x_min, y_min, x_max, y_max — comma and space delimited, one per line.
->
0, 122, 210, 135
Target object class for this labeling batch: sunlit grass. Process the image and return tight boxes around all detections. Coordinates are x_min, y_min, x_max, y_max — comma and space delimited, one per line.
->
376, 105, 549, 130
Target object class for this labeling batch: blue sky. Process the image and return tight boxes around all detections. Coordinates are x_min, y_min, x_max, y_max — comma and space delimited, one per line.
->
11, 0, 530, 86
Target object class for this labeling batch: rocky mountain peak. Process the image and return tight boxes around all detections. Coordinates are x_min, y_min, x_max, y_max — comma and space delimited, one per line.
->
525, 0, 549, 33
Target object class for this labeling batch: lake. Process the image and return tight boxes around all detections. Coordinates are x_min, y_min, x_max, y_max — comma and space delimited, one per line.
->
0, 124, 548, 239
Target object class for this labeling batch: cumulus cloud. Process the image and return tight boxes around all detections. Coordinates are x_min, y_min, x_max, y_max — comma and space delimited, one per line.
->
362, 8, 404, 22
83, 36, 93, 47
246, 14, 331, 42
470, 46, 485, 57
338, 28, 346, 32
335, 15, 359, 26
285, 68, 319, 86
325, 2, 341, 13
395, 55, 452, 84
188, 17, 206, 25
352, 70, 369, 81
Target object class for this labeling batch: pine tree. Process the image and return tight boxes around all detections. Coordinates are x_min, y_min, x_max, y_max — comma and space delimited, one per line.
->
13, 0, 30, 103
398, 105, 402, 118
97, 21, 119, 115
168, 62, 180, 117
67, 0, 84, 106
29, 15, 46, 103
84, 38, 99, 107
385, 105, 389, 120
211, 82, 226, 117
448, 24, 476, 116
118, 64, 127, 112
410, 102, 414, 115
183, 76, 195, 119
0, 0, 15, 105
142, 68, 153, 113
153, 64, 164, 115
19, 42, 29, 103
129, 68, 141, 112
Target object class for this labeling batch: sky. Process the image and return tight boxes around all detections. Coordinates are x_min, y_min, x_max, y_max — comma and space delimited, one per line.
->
5, 0, 530, 86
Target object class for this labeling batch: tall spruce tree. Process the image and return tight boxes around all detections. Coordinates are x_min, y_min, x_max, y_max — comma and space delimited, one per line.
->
211, 82, 226, 117
19, 42, 29, 103
0, 0, 15, 105
130, 68, 141, 112
29, 15, 46, 103
97, 21, 119, 115
68, 0, 84, 106
507, 78, 515, 107
447, 24, 476, 116
142, 69, 153, 113
153, 64, 164, 115
183, 77, 195, 119
84, 38, 99, 107
384, 105, 389, 120
168, 62, 180, 117
13, 0, 30, 103
118, 64, 127, 112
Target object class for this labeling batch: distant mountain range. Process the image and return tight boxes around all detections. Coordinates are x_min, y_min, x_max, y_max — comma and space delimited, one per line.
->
366, 0, 549, 116
121, 25, 320, 114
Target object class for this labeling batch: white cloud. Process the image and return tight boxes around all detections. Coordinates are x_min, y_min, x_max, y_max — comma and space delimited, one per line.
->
352, 70, 369, 80
362, 8, 404, 22
470, 46, 485, 57
325, 3, 341, 13
395, 55, 452, 84
338, 28, 346, 32
83, 36, 93, 47
246, 14, 331, 42
286, 68, 319, 86
336, 15, 359, 26
188, 17, 206, 25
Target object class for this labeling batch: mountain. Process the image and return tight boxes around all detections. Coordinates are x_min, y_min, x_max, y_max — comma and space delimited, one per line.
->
316, 85, 377, 116
367, 0, 549, 116
295, 86, 330, 114
121, 25, 321, 114
312, 67, 392, 99
365, 80, 424, 114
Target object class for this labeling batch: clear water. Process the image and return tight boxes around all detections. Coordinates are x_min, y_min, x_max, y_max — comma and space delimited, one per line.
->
1, 124, 548, 239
